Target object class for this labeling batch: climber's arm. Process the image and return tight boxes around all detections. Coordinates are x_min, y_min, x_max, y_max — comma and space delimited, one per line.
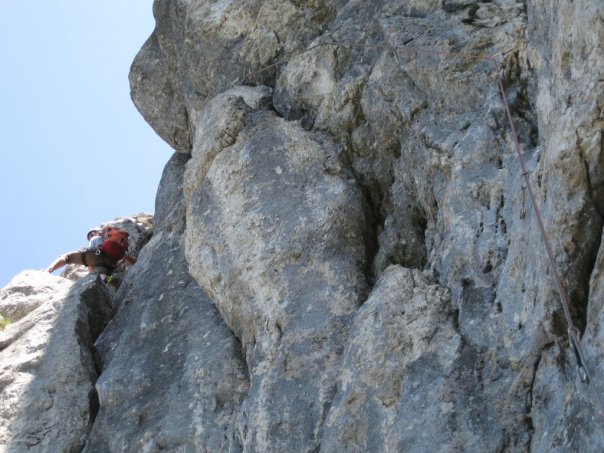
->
47, 254, 68, 273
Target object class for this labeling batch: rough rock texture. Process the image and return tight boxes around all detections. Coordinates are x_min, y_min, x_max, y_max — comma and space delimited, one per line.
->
183, 85, 370, 451
83, 152, 249, 452
129, 0, 340, 152
321, 266, 460, 452
523, 2, 604, 450
0, 272, 112, 452
4, 0, 604, 451
128, 0, 604, 450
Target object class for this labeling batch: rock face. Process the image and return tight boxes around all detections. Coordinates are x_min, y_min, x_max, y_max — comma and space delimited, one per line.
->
183, 86, 370, 451
321, 266, 460, 452
83, 153, 249, 452
0, 272, 112, 452
3, 0, 604, 451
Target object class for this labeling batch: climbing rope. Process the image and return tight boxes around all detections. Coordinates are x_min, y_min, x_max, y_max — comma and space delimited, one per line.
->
492, 55, 604, 417
243, 37, 604, 417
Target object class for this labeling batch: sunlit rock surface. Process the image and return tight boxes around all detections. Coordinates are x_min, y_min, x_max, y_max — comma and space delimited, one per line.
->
3, 0, 604, 451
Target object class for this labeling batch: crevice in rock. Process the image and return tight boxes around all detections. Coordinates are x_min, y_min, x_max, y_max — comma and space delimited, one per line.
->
574, 136, 604, 333
74, 278, 114, 430
574, 225, 603, 335
313, 381, 338, 453
345, 138, 430, 282
242, 58, 280, 92
232, 328, 251, 387
451, 306, 461, 333
356, 178, 386, 287
557, 137, 604, 334
499, 52, 539, 148
88, 387, 100, 426
452, 341, 489, 437
525, 347, 544, 451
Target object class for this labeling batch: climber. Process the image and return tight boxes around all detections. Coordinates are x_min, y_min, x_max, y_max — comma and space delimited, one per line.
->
84, 229, 109, 272
47, 226, 136, 276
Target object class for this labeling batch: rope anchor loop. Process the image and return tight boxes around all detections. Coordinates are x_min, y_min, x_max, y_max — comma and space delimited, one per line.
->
569, 327, 589, 383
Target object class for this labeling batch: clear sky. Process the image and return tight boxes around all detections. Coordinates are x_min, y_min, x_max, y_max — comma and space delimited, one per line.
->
0, 1, 173, 288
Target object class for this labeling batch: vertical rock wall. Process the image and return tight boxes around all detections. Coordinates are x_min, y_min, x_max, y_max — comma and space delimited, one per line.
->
83, 153, 250, 452
2, 0, 603, 451
183, 87, 370, 451
122, 0, 604, 451
0, 272, 112, 452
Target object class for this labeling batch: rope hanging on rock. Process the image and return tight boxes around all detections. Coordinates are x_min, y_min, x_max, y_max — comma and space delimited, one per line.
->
243, 37, 604, 418
492, 55, 604, 418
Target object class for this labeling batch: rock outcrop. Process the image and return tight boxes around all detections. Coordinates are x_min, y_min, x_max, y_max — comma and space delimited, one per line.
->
2, 0, 604, 451
83, 154, 249, 452
0, 272, 111, 451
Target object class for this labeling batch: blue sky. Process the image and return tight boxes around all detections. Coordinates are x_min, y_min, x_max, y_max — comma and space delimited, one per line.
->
0, 1, 173, 287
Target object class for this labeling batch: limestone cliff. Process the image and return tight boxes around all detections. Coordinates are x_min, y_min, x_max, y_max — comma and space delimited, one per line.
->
2, 0, 604, 451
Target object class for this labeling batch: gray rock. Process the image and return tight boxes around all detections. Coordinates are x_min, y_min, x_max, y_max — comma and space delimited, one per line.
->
128, 0, 604, 450
5, 0, 604, 451
129, 0, 341, 152
523, 2, 604, 450
0, 270, 74, 323
322, 265, 461, 452
270, 0, 603, 448
322, 264, 537, 452
84, 232, 249, 452
154, 152, 189, 235
84, 146, 248, 452
184, 86, 371, 451
0, 272, 112, 452
129, 25, 191, 152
